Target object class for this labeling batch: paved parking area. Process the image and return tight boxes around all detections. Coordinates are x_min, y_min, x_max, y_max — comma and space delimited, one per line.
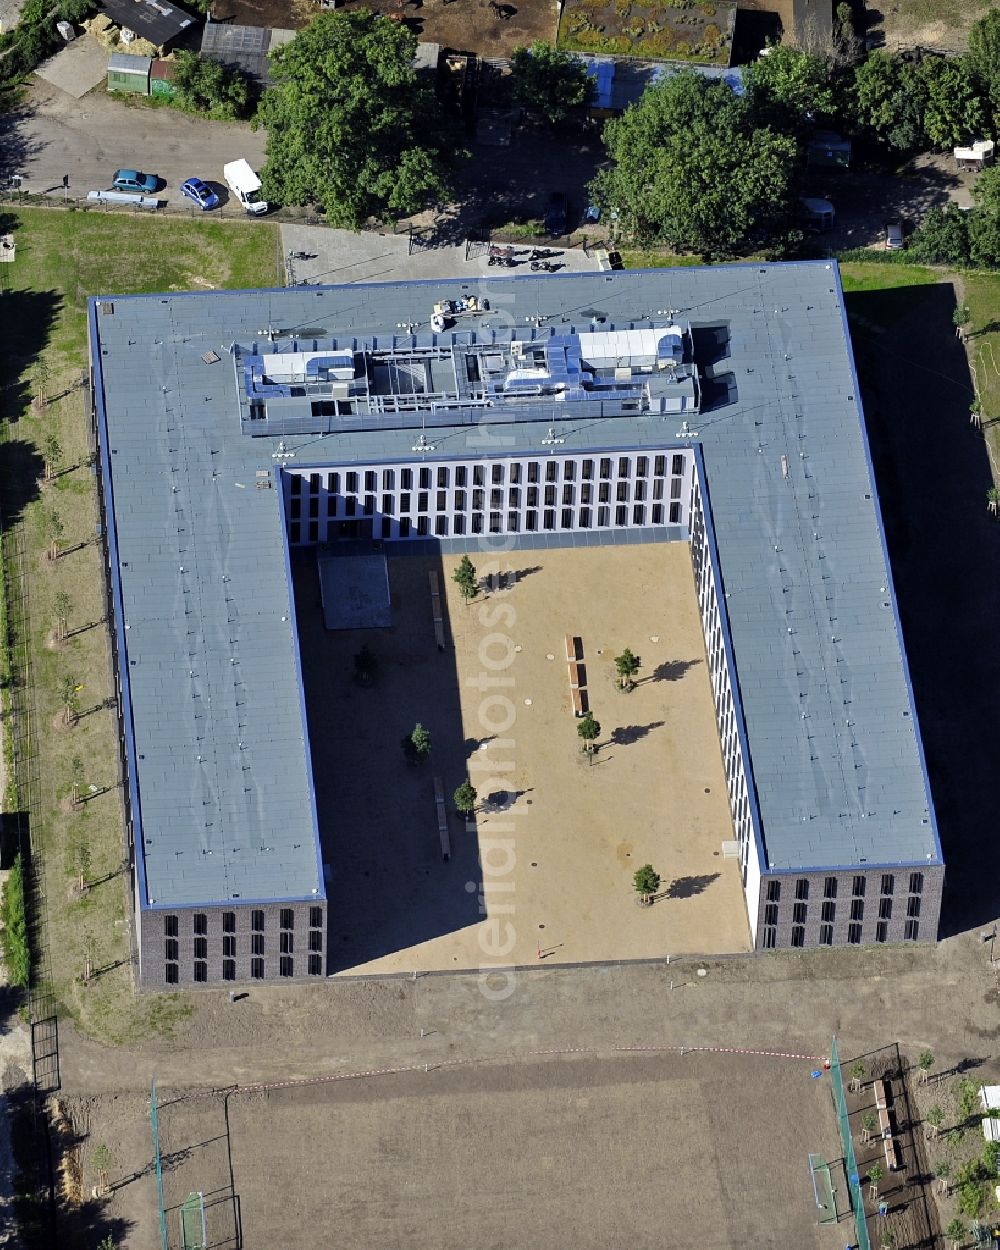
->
279, 222, 600, 285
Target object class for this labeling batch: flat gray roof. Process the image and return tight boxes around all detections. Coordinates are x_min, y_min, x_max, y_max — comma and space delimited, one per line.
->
90, 262, 941, 910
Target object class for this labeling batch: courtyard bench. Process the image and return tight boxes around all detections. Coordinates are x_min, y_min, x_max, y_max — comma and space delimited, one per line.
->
433, 776, 451, 861
874, 1078, 889, 1111
884, 1135, 902, 1172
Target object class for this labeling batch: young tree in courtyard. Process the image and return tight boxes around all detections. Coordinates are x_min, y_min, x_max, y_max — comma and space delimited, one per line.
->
849, 1059, 866, 1092
43, 433, 62, 483
577, 710, 601, 754
860, 1111, 878, 1145
633, 864, 661, 905
60, 674, 80, 726
44, 508, 63, 561
918, 1050, 935, 1083
453, 554, 478, 602
614, 647, 640, 692
935, 1160, 950, 1196
401, 722, 432, 764
510, 42, 595, 125
867, 1163, 883, 1200
255, 11, 459, 227
946, 1217, 966, 1250
453, 779, 478, 817
925, 1104, 944, 1140
54, 590, 71, 641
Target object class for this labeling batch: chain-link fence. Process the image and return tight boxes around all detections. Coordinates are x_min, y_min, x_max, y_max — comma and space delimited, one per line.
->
830, 1035, 871, 1250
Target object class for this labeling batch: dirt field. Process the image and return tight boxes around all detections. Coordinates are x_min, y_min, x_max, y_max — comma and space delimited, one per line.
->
292, 543, 749, 975
72, 1050, 850, 1250
876, 0, 994, 52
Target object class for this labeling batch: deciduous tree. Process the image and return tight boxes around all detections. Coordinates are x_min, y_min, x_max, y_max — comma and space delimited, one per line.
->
256, 12, 459, 227
172, 50, 250, 120
453, 780, 477, 816
510, 42, 594, 125
577, 709, 601, 753
453, 554, 478, 602
745, 44, 835, 128
592, 71, 800, 257
614, 647, 640, 691
968, 10, 1000, 130
633, 863, 660, 902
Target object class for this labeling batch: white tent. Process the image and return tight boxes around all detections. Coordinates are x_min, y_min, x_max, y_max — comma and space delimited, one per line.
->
980, 1085, 1000, 1141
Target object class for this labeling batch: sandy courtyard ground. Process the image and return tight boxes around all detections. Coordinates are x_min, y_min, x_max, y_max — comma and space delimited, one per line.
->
119, 1050, 846, 1250
292, 542, 750, 975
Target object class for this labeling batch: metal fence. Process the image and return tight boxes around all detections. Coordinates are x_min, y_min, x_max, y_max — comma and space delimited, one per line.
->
830, 1035, 871, 1250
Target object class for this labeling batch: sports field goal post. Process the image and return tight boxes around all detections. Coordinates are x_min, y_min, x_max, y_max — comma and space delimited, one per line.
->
180, 1191, 207, 1250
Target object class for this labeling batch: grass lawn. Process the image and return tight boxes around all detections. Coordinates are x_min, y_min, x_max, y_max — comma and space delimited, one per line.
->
0, 206, 279, 1043
961, 273, 1000, 482
619, 250, 706, 269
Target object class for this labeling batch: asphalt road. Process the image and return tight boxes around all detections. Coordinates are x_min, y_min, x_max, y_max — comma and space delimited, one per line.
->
3, 79, 267, 212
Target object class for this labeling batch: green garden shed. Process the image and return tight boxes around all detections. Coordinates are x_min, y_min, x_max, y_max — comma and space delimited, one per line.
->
107, 52, 151, 94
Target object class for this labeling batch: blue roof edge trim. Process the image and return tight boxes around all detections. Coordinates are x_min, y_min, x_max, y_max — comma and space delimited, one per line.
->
276, 468, 328, 903
831, 263, 944, 871
691, 442, 767, 879
89, 296, 150, 909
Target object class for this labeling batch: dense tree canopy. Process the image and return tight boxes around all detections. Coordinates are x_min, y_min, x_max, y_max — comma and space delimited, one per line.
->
172, 51, 250, 120
968, 10, 1000, 130
744, 44, 835, 128
510, 42, 594, 125
592, 71, 800, 257
255, 11, 459, 227
851, 51, 985, 152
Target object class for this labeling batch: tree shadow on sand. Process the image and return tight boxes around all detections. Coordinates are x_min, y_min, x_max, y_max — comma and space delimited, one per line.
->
610, 721, 664, 746
666, 873, 720, 899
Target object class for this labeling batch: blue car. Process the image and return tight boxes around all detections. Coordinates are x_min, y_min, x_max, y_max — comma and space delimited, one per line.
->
180, 177, 220, 211
112, 168, 159, 194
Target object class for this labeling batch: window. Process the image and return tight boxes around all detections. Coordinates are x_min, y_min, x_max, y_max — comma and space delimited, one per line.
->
420, 467, 432, 489
437, 466, 449, 487
327, 472, 339, 494
669, 503, 682, 524
223, 935, 236, 958
251, 957, 264, 980
795, 879, 809, 901
280, 931, 294, 954
636, 456, 648, 478
909, 872, 924, 895
670, 478, 683, 500
527, 461, 539, 484
791, 925, 805, 947
280, 909, 294, 930
847, 923, 862, 945
165, 938, 179, 962
252, 910, 264, 933
310, 906, 323, 929
875, 921, 888, 943
418, 492, 429, 514
761, 927, 776, 949
907, 896, 921, 918
563, 461, 575, 481
598, 483, 611, 504
579, 508, 591, 529
763, 903, 778, 926
194, 936, 207, 960
223, 959, 236, 981
581, 459, 594, 480
878, 898, 892, 921
223, 911, 236, 933
819, 924, 833, 946
309, 954, 323, 976
823, 877, 837, 900
766, 880, 780, 903
654, 455, 666, 477
634, 480, 646, 502
599, 458, 612, 480
399, 493, 411, 513
280, 956, 294, 977
309, 930, 323, 952
164, 915, 178, 938
852, 876, 866, 897
508, 487, 520, 508
652, 505, 664, 524
345, 471, 358, 493
165, 963, 179, 984
672, 454, 684, 476
400, 468, 413, 490
383, 469, 395, 490
251, 934, 264, 956
473, 465, 485, 487
193, 913, 207, 936
792, 902, 807, 925
544, 485, 556, 507
821, 901, 835, 924
508, 463, 521, 484
850, 899, 864, 922
562, 485, 574, 506
194, 960, 208, 982
545, 461, 558, 482
904, 919, 920, 941
455, 465, 467, 487
561, 509, 573, 530
616, 481, 629, 503
633, 505, 645, 526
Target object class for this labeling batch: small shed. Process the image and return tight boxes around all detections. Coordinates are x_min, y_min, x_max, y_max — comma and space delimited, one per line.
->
955, 139, 995, 171
150, 58, 177, 97
107, 51, 152, 94
808, 131, 852, 169
981, 1086, 1000, 1142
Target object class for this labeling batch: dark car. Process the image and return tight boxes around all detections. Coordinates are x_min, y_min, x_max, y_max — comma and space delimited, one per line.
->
112, 169, 159, 194
181, 177, 220, 211
544, 192, 568, 238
